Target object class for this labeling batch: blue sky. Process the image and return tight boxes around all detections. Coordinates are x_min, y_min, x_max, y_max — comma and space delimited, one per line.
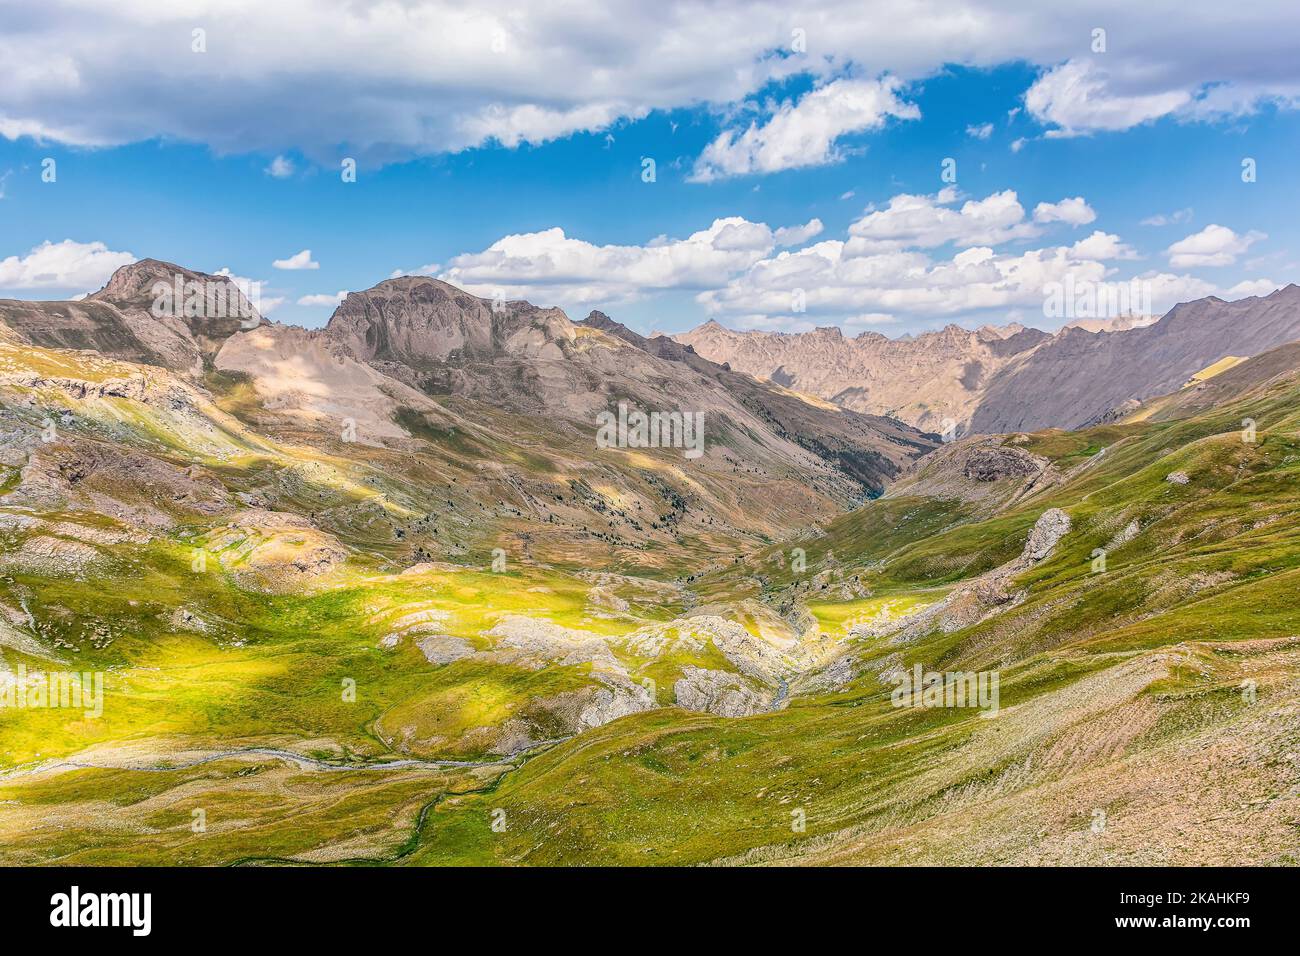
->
2, 2, 1298, 335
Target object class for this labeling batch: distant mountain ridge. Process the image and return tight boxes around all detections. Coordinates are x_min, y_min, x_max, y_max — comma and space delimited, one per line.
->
969, 285, 1300, 432
0, 262, 937, 515
676, 285, 1300, 434
675, 318, 1050, 433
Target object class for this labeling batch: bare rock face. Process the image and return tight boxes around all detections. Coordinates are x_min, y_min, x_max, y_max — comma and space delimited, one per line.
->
0, 535, 102, 574
485, 615, 626, 673
1166, 471, 1191, 485
1107, 519, 1142, 550
206, 511, 349, 593
1021, 508, 1072, 562
887, 435, 1051, 512
961, 445, 1043, 482
794, 653, 858, 695
324, 277, 503, 366
673, 667, 772, 717
577, 680, 657, 730
0, 617, 59, 659
681, 615, 793, 685
1083, 398, 1142, 426
415, 635, 475, 664
2, 438, 231, 522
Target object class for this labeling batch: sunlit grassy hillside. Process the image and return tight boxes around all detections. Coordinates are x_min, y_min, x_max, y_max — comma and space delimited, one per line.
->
1, 340, 1297, 865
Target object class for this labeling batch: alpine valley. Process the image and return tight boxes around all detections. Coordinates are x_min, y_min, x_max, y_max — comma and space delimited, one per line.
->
0, 261, 1297, 865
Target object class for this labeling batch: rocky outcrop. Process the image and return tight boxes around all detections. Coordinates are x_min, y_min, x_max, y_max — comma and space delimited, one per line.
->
887, 435, 1053, 512
577, 681, 656, 730
0, 535, 102, 574
673, 667, 773, 717
485, 615, 627, 672
961, 445, 1044, 482
1106, 519, 1142, 550
2, 437, 231, 522
415, 635, 475, 664
204, 510, 349, 592
1021, 507, 1071, 561
684, 615, 793, 686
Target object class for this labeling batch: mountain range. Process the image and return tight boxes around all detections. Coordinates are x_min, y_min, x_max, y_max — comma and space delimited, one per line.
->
1, 259, 1298, 866
1, 260, 937, 572
676, 284, 1300, 435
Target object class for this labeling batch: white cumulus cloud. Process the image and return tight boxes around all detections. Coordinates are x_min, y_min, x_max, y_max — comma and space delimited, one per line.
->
1033, 196, 1096, 226
273, 249, 320, 270
1069, 231, 1136, 260
457, 102, 645, 149
297, 290, 349, 306
0, 239, 135, 292
440, 216, 807, 305
846, 188, 1040, 252
690, 77, 919, 182
682, 187, 1244, 330
1026, 59, 1193, 136
0, 2, 1296, 166
1166, 225, 1265, 268
774, 218, 824, 247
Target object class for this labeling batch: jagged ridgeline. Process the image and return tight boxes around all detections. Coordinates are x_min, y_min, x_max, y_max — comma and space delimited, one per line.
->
676, 284, 1300, 435
0, 260, 1297, 865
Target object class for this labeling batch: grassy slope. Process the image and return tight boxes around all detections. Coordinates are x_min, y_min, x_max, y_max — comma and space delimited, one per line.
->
401, 371, 1300, 865
2, 345, 1298, 864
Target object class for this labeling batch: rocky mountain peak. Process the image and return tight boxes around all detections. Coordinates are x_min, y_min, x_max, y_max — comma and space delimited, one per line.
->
92, 258, 178, 296
0, 258, 262, 377
324, 275, 564, 366
581, 310, 619, 331
90, 259, 248, 313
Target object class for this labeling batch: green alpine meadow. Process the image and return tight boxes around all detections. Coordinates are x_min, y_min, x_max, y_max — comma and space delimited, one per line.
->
3, 2, 1299, 887
1, 264, 1297, 866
